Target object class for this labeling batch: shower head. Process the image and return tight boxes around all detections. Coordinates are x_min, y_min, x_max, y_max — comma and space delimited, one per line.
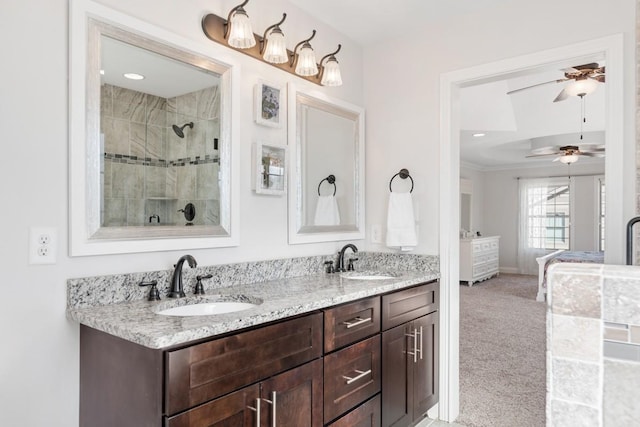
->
172, 122, 193, 138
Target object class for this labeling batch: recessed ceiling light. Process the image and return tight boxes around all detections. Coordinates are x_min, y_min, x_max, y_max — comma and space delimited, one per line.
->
473, 133, 486, 137
100, 69, 105, 75
123, 73, 145, 80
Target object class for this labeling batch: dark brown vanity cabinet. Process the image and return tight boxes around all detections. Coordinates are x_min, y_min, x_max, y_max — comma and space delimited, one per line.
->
79, 281, 437, 427
381, 283, 439, 427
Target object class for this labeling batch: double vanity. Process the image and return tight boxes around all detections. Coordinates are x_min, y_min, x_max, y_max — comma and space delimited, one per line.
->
68, 254, 439, 427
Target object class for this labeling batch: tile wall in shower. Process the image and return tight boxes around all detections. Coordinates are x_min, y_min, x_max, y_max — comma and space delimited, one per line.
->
100, 83, 220, 227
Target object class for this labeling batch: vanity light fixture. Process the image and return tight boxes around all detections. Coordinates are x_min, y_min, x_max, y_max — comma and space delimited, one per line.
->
261, 13, 288, 64
319, 45, 342, 87
201, 9, 342, 85
292, 30, 319, 77
225, 0, 256, 49
123, 73, 144, 80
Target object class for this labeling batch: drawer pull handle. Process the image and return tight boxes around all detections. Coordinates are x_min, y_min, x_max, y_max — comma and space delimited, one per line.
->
342, 316, 371, 329
263, 391, 277, 427
247, 398, 260, 427
342, 369, 372, 385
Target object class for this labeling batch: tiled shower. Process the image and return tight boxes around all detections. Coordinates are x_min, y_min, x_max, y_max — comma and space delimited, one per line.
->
100, 83, 221, 227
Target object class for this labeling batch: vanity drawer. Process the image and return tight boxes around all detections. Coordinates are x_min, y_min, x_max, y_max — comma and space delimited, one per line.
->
327, 394, 381, 427
324, 335, 381, 423
165, 312, 323, 415
324, 296, 380, 352
382, 282, 438, 331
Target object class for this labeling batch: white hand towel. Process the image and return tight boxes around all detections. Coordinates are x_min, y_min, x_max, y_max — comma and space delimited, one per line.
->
314, 195, 341, 226
386, 192, 417, 250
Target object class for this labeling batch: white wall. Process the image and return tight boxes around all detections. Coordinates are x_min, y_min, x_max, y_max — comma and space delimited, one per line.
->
362, 0, 636, 256
481, 162, 605, 272
0, 1, 363, 426
460, 165, 486, 235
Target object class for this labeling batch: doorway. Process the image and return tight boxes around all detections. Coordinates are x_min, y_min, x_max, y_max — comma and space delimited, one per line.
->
437, 34, 624, 423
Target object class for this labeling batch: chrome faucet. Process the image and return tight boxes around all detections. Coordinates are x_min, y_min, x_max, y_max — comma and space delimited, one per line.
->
336, 244, 358, 272
168, 254, 197, 298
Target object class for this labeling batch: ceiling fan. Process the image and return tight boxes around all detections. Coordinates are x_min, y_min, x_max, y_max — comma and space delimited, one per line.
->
526, 144, 605, 164
507, 63, 605, 102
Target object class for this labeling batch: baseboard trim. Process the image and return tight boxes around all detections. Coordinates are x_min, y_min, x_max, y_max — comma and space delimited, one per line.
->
499, 267, 518, 274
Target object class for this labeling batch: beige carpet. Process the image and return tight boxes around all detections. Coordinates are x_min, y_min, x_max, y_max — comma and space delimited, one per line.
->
457, 274, 546, 427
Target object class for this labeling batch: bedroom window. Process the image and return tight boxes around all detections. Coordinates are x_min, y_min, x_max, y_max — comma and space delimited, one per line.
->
522, 181, 571, 251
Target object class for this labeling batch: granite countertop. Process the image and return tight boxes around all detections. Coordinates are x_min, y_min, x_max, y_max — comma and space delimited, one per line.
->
67, 270, 438, 349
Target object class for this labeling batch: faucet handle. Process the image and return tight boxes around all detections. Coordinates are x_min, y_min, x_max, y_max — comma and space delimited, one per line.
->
139, 280, 160, 301
347, 258, 359, 271
194, 274, 213, 295
324, 260, 335, 274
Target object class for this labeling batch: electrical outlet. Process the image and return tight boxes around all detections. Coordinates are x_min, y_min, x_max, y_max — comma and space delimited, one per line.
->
29, 227, 57, 265
371, 224, 382, 244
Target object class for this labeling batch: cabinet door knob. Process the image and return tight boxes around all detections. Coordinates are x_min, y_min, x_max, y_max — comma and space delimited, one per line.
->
247, 398, 261, 427
342, 369, 372, 385
262, 391, 277, 426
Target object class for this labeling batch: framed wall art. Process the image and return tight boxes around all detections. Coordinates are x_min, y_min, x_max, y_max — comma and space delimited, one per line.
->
254, 80, 284, 128
252, 142, 287, 195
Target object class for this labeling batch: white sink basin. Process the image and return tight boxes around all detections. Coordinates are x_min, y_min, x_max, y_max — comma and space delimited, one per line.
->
158, 302, 257, 316
155, 295, 262, 317
340, 272, 397, 280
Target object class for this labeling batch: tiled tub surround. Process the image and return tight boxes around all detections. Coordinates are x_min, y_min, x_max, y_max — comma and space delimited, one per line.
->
66, 252, 439, 349
101, 83, 221, 227
547, 263, 640, 427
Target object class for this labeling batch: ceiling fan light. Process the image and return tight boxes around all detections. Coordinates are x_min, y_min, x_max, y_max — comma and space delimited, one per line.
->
559, 154, 579, 164
565, 78, 599, 97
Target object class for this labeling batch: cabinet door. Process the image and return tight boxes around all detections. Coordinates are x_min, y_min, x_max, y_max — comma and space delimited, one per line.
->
412, 312, 439, 421
381, 323, 411, 427
165, 384, 260, 427
260, 358, 323, 427
327, 394, 381, 427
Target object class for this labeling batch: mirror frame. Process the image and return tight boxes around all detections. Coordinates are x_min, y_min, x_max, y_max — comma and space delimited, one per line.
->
287, 83, 365, 244
69, 0, 240, 256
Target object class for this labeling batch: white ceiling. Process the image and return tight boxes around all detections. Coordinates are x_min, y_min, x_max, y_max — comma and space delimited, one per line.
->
290, 0, 606, 170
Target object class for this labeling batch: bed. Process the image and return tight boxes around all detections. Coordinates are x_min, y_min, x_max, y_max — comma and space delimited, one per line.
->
535, 250, 604, 301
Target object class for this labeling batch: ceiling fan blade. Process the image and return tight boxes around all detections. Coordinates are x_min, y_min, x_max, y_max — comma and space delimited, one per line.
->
579, 152, 605, 158
553, 88, 569, 102
589, 75, 605, 83
507, 79, 567, 95
525, 152, 560, 158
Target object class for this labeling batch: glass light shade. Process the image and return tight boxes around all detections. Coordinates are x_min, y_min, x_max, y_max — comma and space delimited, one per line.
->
559, 154, 579, 164
228, 8, 256, 49
565, 78, 599, 97
263, 29, 288, 64
321, 57, 342, 87
295, 43, 318, 76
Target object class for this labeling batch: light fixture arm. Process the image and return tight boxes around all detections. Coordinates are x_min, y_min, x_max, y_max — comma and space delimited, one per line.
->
290, 30, 316, 67
320, 44, 341, 66
224, 0, 251, 39
260, 13, 287, 54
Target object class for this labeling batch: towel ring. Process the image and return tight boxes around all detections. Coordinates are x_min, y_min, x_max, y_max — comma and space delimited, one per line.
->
318, 174, 337, 196
389, 168, 414, 193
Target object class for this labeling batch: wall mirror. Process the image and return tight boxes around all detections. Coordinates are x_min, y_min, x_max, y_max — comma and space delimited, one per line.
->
287, 84, 365, 244
69, 0, 239, 255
